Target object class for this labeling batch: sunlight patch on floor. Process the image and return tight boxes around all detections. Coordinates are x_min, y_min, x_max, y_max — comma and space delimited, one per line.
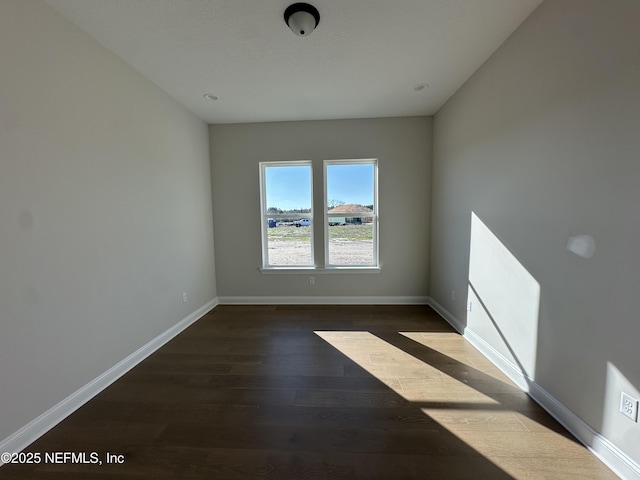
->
314, 331, 499, 406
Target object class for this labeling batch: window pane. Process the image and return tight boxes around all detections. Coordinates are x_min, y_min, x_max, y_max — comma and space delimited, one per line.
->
262, 163, 313, 267
326, 161, 377, 267
328, 219, 374, 265
265, 165, 311, 213
267, 219, 313, 266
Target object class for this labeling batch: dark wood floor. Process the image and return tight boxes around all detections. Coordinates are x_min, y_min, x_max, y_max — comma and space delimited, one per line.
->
1, 305, 617, 479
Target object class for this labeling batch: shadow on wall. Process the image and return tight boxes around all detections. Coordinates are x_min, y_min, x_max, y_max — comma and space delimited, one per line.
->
467, 212, 540, 388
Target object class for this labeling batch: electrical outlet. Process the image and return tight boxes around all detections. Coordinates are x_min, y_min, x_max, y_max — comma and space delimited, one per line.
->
451, 290, 456, 300
467, 300, 472, 312
620, 392, 639, 422
309, 276, 315, 285
182, 292, 188, 303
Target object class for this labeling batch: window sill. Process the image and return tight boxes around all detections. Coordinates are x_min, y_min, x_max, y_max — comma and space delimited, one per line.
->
259, 267, 381, 275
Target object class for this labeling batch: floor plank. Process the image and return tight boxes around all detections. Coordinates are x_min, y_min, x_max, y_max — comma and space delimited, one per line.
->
0, 305, 618, 479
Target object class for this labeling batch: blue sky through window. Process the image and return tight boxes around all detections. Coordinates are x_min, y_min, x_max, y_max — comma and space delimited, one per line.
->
265, 165, 311, 211
327, 164, 374, 206
265, 163, 374, 211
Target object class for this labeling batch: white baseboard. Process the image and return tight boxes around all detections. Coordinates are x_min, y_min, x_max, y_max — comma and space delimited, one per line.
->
0, 298, 218, 463
427, 296, 639, 480
426, 296, 466, 334
463, 327, 533, 392
528, 382, 640, 480
218, 296, 430, 305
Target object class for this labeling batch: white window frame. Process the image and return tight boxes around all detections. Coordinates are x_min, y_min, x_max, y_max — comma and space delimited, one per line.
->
323, 159, 379, 268
259, 161, 314, 269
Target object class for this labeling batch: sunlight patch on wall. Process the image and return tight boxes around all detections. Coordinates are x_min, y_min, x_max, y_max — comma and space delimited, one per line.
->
468, 212, 541, 382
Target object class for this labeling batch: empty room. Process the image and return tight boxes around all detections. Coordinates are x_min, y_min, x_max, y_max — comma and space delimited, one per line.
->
1, 0, 639, 478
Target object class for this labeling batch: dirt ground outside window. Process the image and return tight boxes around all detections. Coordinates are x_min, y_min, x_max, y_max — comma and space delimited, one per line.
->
267, 225, 374, 265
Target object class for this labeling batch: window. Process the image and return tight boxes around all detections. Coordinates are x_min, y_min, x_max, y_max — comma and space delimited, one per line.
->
324, 159, 378, 267
260, 162, 313, 267
259, 159, 378, 270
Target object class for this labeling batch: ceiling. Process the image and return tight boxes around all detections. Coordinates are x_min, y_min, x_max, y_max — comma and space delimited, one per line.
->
45, 0, 543, 125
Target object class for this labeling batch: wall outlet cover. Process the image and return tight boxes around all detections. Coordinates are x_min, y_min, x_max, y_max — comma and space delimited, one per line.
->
620, 392, 639, 422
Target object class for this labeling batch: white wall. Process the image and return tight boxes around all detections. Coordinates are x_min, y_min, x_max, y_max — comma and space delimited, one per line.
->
0, 0, 216, 443
210, 117, 431, 300
431, 0, 640, 468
